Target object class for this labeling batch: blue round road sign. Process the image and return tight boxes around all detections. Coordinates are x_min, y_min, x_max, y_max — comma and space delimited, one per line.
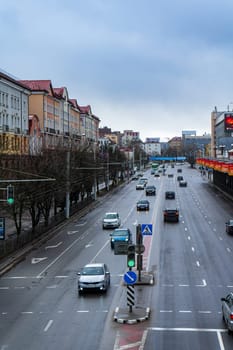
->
123, 270, 137, 285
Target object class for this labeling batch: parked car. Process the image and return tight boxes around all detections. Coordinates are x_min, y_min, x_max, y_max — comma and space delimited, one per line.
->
163, 208, 179, 222
177, 175, 183, 182
136, 180, 146, 190
165, 191, 175, 199
179, 180, 187, 187
221, 293, 233, 334
226, 220, 233, 234
145, 185, 156, 196
137, 199, 150, 211
102, 212, 121, 229
110, 228, 132, 249
77, 263, 110, 294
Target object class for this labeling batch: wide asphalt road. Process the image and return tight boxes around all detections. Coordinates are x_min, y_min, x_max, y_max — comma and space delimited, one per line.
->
0, 164, 233, 350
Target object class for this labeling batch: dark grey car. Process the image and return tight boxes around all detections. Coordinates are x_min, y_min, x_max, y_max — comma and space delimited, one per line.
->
221, 293, 233, 333
226, 220, 233, 234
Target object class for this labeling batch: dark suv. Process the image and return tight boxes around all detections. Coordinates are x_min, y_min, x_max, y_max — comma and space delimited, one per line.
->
163, 208, 179, 222
165, 191, 175, 199
226, 220, 233, 234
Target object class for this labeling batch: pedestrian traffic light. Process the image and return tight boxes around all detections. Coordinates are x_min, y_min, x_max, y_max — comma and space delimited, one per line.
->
7, 185, 14, 205
127, 244, 135, 268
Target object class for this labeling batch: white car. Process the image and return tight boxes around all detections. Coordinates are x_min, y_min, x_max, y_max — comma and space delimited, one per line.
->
78, 263, 110, 294
102, 212, 121, 229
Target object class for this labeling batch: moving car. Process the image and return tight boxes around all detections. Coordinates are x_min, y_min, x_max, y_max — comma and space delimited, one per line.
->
137, 199, 150, 211
145, 185, 156, 195
141, 177, 148, 184
168, 173, 174, 178
77, 263, 110, 294
179, 180, 187, 187
163, 208, 179, 222
102, 212, 121, 229
177, 168, 182, 173
136, 180, 146, 190
226, 220, 233, 234
165, 191, 175, 199
154, 171, 160, 177
110, 228, 132, 249
221, 293, 233, 334
177, 175, 183, 182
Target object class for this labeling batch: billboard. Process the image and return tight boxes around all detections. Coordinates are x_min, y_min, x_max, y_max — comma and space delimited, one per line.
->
224, 113, 233, 130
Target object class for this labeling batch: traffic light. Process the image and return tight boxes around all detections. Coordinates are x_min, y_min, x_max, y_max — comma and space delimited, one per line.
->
7, 185, 14, 205
127, 244, 135, 268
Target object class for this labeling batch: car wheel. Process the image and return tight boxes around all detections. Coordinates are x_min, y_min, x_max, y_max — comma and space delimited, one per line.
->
111, 244, 114, 249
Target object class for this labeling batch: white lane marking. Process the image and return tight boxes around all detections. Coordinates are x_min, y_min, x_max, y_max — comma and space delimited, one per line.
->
196, 261, 200, 267
77, 310, 89, 313
75, 221, 87, 226
90, 239, 109, 263
227, 247, 231, 253
179, 284, 189, 287
179, 310, 192, 313
196, 279, 207, 287
198, 311, 211, 314
46, 285, 57, 289
85, 241, 94, 248
219, 236, 223, 241
45, 242, 63, 249
227, 285, 233, 288
148, 327, 228, 332
160, 310, 173, 313
184, 227, 188, 231
44, 320, 53, 332
67, 230, 79, 235
217, 330, 225, 350
187, 236, 191, 240
31, 257, 47, 264
21, 311, 33, 314
191, 247, 195, 252
14, 286, 25, 289
55, 275, 68, 278
0, 287, 9, 290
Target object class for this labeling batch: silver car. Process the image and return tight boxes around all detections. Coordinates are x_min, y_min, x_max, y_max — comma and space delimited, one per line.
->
221, 293, 233, 333
102, 212, 121, 229
78, 263, 110, 294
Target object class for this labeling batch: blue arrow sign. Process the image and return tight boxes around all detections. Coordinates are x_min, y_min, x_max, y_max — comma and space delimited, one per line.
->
124, 270, 137, 285
141, 224, 153, 235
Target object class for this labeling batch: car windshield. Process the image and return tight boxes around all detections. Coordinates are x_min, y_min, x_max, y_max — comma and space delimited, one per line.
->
81, 266, 104, 275
228, 220, 233, 225
105, 213, 117, 219
112, 230, 128, 236
138, 200, 148, 204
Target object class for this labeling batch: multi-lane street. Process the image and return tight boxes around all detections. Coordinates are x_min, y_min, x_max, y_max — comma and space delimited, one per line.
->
0, 163, 233, 349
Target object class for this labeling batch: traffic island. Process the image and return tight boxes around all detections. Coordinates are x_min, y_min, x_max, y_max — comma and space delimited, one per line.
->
113, 306, 150, 324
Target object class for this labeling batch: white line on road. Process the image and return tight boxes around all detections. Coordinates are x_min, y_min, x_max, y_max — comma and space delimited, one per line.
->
160, 310, 173, 313
0, 287, 9, 290
191, 247, 195, 252
196, 279, 207, 287
77, 310, 89, 313
198, 311, 211, 314
44, 320, 53, 332
179, 310, 192, 313
187, 236, 191, 240
217, 330, 225, 350
179, 284, 189, 287
21, 311, 33, 314
219, 236, 223, 241
45, 242, 63, 249
196, 261, 200, 267
148, 327, 228, 333
227, 247, 231, 253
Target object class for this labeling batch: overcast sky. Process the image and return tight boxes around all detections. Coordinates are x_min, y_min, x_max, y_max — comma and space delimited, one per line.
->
1, 0, 233, 141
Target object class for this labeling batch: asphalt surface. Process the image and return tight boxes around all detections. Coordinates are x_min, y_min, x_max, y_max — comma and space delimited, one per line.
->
1, 165, 233, 350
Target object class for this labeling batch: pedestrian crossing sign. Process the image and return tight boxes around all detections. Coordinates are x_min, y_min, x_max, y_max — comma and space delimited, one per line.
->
141, 224, 153, 235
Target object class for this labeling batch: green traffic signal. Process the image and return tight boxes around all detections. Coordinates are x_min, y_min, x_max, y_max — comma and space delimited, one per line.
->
7, 185, 14, 205
127, 244, 135, 268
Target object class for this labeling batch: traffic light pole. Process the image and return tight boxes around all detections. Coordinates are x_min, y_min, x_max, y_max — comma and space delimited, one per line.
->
136, 224, 143, 282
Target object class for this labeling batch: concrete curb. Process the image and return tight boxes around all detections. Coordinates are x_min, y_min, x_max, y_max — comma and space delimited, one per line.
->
113, 306, 151, 324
